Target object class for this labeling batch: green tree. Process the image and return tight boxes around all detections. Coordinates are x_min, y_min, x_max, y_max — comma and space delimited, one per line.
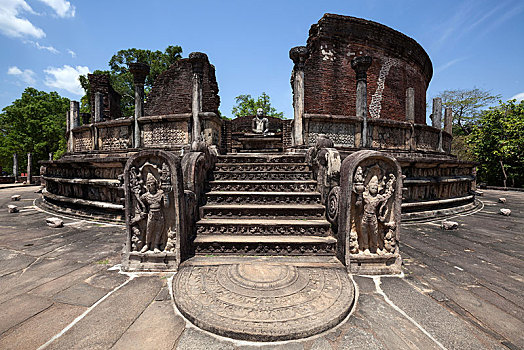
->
79, 45, 183, 116
435, 88, 501, 135
231, 92, 284, 119
468, 99, 524, 188
0, 88, 69, 174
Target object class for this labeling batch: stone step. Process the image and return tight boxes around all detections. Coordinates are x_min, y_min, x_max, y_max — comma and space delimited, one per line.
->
193, 235, 337, 256
205, 191, 322, 205
200, 204, 325, 219
209, 180, 318, 192
195, 218, 331, 236
217, 154, 306, 164
213, 171, 313, 181
214, 163, 310, 172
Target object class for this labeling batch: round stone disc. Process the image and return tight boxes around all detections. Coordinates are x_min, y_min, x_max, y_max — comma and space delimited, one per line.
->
173, 263, 355, 341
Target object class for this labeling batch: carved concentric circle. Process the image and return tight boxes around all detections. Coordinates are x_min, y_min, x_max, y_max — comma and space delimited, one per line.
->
173, 263, 355, 341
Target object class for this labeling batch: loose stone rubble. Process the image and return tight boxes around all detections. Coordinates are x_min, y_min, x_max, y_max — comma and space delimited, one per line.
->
46, 217, 64, 228
11, 195, 21, 201
500, 208, 512, 216
498, 197, 507, 203
7, 204, 18, 213
442, 220, 459, 230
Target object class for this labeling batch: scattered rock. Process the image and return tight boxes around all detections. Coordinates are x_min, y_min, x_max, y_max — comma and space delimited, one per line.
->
474, 190, 483, 196
442, 220, 459, 230
46, 217, 64, 228
34, 187, 43, 193
498, 197, 506, 204
499, 208, 511, 216
7, 205, 19, 213
11, 195, 21, 201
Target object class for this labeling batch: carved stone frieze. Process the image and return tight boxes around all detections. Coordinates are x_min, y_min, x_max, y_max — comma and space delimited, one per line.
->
73, 130, 93, 152
206, 193, 321, 205
338, 150, 403, 274
99, 125, 131, 150
307, 122, 355, 147
195, 223, 330, 236
215, 164, 309, 172
214, 172, 312, 181
210, 182, 316, 192
142, 121, 188, 147
123, 150, 186, 271
194, 242, 336, 256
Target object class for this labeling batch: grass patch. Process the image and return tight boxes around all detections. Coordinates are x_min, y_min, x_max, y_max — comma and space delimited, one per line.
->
96, 259, 110, 265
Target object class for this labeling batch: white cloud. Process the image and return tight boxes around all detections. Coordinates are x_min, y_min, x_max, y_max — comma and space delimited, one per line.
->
510, 92, 524, 102
24, 39, 59, 53
36, 0, 75, 18
67, 49, 76, 58
7, 65, 36, 84
44, 65, 89, 95
0, 0, 45, 38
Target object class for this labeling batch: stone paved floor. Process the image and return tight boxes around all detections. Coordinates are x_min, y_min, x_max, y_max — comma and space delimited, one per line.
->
0, 185, 522, 349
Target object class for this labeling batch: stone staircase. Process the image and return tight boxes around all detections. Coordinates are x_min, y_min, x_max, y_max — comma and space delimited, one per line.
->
193, 153, 337, 256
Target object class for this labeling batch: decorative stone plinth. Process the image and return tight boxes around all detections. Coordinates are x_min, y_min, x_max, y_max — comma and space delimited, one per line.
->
173, 262, 354, 341
122, 251, 178, 271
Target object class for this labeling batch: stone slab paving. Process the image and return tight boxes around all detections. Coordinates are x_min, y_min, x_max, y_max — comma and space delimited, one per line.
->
0, 185, 522, 349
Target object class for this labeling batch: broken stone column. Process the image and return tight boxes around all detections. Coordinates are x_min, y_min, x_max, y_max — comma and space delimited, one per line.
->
444, 107, 453, 134
128, 62, 150, 148
12, 153, 18, 182
406, 87, 415, 123
94, 91, 104, 122
351, 56, 373, 148
190, 52, 206, 144
27, 152, 32, 184
289, 46, 308, 146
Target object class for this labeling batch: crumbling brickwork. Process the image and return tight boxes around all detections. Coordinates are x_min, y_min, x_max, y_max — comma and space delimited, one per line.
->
88, 73, 122, 120
300, 14, 432, 124
145, 56, 220, 116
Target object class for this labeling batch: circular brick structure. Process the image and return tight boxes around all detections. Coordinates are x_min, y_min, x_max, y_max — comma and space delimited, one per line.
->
173, 263, 355, 341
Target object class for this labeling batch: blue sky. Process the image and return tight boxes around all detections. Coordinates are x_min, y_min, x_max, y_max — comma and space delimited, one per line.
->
1, 0, 523, 122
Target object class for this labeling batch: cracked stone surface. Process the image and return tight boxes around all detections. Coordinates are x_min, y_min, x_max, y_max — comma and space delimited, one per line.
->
0, 185, 522, 349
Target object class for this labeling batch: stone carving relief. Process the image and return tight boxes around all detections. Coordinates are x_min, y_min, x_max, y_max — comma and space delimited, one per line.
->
369, 57, 400, 119
123, 150, 186, 271
338, 150, 403, 274
308, 122, 355, 147
350, 166, 396, 255
100, 126, 131, 150
73, 130, 93, 152
142, 121, 188, 147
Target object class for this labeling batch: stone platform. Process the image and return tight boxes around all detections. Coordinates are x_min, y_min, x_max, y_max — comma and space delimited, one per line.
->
173, 259, 354, 341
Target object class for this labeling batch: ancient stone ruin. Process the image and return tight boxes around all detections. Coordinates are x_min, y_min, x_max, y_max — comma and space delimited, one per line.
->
38, 14, 478, 341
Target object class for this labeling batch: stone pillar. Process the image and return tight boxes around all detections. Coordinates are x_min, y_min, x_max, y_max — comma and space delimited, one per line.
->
12, 154, 18, 182
68, 101, 79, 153
406, 87, 415, 123
190, 52, 206, 144
444, 107, 453, 135
432, 98, 442, 128
351, 56, 373, 148
289, 46, 308, 146
48, 152, 53, 161
129, 62, 150, 148
94, 92, 104, 122
27, 152, 32, 184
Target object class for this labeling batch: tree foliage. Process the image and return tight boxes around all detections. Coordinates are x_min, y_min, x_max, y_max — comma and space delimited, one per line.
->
0, 88, 69, 174
231, 92, 284, 119
79, 45, 183, 116
468, 100, 524, 188
435, 88, 500, 135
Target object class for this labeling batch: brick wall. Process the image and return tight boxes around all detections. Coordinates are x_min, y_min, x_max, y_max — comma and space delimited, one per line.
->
145, 55, 220, 116
301, 14, 432, 125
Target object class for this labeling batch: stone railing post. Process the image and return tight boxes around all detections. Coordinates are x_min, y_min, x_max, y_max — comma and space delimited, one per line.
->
13, 153, 18, 182
190, 52, 206, 144
432, 98, 443, 152
444, 107, 453, 135
289, 46, 308, 146
351, 56, 372, 148
27, 152, 32, 184
129, 62, 150, 148
406, 87, 415, 123
93, 92, 104, 150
